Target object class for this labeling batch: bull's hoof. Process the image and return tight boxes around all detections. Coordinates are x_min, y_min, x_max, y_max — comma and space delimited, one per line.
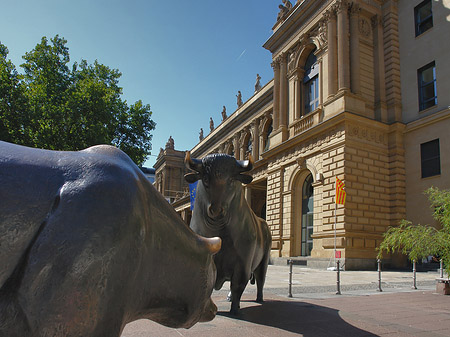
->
256, 297, 264, 303
229, 308, 241, 316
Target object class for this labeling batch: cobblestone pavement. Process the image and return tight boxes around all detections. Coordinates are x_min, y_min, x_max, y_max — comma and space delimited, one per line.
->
121, 265, 449, 336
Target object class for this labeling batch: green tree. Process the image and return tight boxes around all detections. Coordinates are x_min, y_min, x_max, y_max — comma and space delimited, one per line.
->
378, 187, 450, 277
0, 44, 30, 145
0, 35, 155, 165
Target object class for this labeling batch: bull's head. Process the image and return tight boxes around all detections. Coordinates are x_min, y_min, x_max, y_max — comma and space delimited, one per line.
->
184, 152, 253, 221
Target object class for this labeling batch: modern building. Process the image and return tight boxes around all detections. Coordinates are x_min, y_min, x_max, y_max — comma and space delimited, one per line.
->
154, 0, 449, 269
140, 166, 156, 184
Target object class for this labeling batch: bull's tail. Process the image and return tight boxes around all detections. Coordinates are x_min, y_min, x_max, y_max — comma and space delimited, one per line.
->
250, 273, 255, 285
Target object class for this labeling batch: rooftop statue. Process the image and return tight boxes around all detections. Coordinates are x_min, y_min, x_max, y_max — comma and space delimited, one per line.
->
283, 0, 293, 11
236, 91, 243, 108
0, 141, 221, 337
255, 74, 262, 92
221, 106, 227, 121
209, 117, 215, 132
277, 2, 290, 21
199, 128, 204, 141
165, 135, 175, 150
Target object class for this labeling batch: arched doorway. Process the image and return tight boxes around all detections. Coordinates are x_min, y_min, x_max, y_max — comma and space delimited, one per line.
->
301, 173, 314, 256
292, 171, 314, 256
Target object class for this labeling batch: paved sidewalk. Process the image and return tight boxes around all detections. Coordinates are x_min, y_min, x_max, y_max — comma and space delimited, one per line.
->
121, 265, 449, 336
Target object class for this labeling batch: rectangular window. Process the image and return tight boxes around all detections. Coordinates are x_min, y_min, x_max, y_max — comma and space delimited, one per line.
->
421, 139, 440, 178
304, 76, 319, 114
415, 0, 433, 36
417, 61, 437, 111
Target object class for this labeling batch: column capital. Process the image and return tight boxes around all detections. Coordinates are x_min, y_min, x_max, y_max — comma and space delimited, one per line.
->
271, 59, 280, 70
250, 118, 260, 131
349, 2, 361, 16
371, 14, 383, 28
278, 53, 288, 66
335, 0, 350, 13
324, 6, 337, 20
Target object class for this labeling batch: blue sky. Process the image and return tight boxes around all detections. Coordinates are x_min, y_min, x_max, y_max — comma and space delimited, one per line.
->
1, 0, 279, 167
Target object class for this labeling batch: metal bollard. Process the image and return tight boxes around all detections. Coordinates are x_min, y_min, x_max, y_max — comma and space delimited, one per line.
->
336, 260, 341, 295
377, 259, 382, 292
412, 260, 417, 289
288, 259, 293, 298
440, 259, 444, 278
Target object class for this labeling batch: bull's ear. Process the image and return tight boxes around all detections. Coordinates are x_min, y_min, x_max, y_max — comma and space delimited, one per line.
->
185, 172, 200, 183
236, 173, 253, 185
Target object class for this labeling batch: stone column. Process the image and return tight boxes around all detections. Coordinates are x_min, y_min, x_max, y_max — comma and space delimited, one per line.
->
372, 15, 388, 122
240, 131, 247, 160
233, 132, 241, 160
288, 72, 298, 122
259, 118, 266, 155
251, 119, 260, 160
326, 9, 338, 97
349, 3, 361, 95
337, 0, 350, 91
279, 55, 288, 129
272, 60, 280, 130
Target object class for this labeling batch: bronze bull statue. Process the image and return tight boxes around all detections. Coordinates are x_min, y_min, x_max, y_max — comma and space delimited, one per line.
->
0, 141, 221, 337
185, 152, 271, 315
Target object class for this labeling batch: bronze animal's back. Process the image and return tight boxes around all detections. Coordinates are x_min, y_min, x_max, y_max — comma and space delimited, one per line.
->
0, 141, 221, 337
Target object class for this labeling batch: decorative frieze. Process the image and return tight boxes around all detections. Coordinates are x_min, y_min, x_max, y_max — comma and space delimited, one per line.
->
267, 126, 345, 170
347, 124, 387, 145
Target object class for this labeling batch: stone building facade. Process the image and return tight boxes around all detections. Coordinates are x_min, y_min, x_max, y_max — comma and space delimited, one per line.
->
156, 0, 450, 269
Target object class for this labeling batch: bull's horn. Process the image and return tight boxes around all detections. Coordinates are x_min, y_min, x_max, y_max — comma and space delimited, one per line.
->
185, 151, 192, 168
185, 151, 203, 173
199, 236, 221, 255
237, 154, 253, 172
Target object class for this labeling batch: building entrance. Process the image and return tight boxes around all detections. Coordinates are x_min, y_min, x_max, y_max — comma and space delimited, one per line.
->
301, 173, 314, 256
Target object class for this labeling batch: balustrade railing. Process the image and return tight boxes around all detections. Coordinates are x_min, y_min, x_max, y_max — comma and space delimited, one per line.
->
291, 109, 321, 136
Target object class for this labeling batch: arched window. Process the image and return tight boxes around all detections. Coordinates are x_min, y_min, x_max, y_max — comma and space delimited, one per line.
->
226, 143, 234, 156
263, 121, 273, 152
303, 49, 319, 114
301, 173, 314, 256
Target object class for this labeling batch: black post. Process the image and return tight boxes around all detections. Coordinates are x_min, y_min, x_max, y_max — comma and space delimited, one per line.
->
336, 260, 341, 295
377, 259, 382, 292
288, 259, 293, 298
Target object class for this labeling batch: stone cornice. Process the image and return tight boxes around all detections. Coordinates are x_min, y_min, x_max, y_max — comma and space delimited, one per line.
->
263, 0, 332, 55
404, 107, 450, 134
261, 111, 390, 162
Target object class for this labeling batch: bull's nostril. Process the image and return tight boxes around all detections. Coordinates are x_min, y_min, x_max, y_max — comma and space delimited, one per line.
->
208, 205, 223, 218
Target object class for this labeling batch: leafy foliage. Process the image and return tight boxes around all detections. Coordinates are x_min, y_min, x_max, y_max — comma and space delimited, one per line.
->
378, 187, 450, 276
0, 36, 155, 165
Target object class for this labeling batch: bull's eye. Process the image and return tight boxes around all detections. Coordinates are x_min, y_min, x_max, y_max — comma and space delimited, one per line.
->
203, 176, 209, 187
